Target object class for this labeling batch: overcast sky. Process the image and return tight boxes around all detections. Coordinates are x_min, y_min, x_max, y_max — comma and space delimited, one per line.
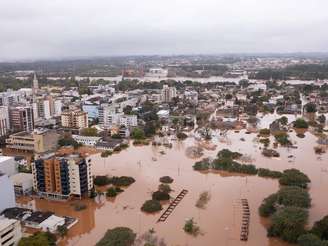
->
0, 0, 328, 61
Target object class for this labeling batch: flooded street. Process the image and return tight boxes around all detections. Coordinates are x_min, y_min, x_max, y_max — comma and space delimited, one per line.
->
18, 115, 328, 246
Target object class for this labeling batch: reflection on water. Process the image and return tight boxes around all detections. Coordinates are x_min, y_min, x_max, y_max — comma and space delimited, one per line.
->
19, 114, 328, 246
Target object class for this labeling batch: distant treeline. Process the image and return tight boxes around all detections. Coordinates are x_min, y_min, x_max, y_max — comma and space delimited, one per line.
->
249, 64, 328, 80
0, 76, 79, 92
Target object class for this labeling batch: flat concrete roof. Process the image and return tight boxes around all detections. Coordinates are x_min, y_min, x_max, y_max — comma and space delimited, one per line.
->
0, 156, 14, 163
0, 217, 18, 231
10, 173, 33, 184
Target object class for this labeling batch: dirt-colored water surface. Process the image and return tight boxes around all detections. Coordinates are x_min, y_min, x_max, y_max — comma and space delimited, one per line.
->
18, 114, 328, 246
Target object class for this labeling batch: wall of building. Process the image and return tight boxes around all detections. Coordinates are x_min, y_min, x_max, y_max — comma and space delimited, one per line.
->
0, 175, 16, 213
0, 157, 17, 177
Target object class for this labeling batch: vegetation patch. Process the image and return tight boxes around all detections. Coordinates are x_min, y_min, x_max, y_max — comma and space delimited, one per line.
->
101, 150, 113, 158
268, 206, 308, 243
259, 138, 270, 147
159, 176, 174, 184
212, 159, 258, 175
109, 176, 135, 187
18, 232, 56, 246
158, 184, 172, 193
274, 132, 292, 146
259, 128, 271, 136
193, 158, 211, 171
217, 149, 242, 160
133, 139, 150, 145
311, 215, 328, 240
279, 169, 311, 188
94, 175, 111, 186
294, 118, 309, 129
105, 186, 124, 197
258, 168, 283, 178
141, 200, 162, 213
195, 191, 211, 209
152, 191, 170, 201
96, 227, 136, 246
183, 218, 200, 236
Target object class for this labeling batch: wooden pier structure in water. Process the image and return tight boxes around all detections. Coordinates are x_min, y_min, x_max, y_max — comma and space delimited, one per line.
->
157, 189, 188, 223
240, 198, 250, 241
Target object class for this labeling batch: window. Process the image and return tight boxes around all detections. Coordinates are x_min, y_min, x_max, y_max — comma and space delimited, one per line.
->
1, 227, 14, 238
2, 236, 14, 245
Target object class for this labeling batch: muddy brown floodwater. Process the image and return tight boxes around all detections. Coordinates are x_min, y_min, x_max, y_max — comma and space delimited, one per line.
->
18, 114, 328, 246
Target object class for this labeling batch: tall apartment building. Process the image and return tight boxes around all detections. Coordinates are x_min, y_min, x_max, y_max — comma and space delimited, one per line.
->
9, 106, 34, 133
99, 104, 137, 128
54, 100, 62, 116
0, 217, 22, 246
32, 153, 93, 199
32, 73, 39, 102
6, 129, 59, 154
33, 98, 51, 120
61, 110, 88, 129
161, 84, 177, 102
0, 91, 24, 107
0, 106, 10, 137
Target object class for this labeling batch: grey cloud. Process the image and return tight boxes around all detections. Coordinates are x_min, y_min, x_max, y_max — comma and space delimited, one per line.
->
0, 0, 328, 60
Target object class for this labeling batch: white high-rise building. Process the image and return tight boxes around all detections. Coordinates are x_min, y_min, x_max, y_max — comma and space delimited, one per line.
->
32, 73, 39, 102
161, 85, 177, 102
32, 99, 51, 121
54, 100, 62, 116
99, 104, 137, 128
32, 102, 39, 120
43, 100, 51, 119
0, 106, 10, 137
0, 91, 24, 107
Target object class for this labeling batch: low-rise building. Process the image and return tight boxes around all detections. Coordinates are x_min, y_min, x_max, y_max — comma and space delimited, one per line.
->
1, 207, 76, 235
72, 135, 101, 146
6, 129, 59, 154
0, 216, 22, 246
157, 110, 170, 119
95, 139, 123, 151
10, 173, 33, 196
24, 212, 65, 233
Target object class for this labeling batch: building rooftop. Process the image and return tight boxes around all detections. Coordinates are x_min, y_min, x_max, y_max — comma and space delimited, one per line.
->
0, 156, 14, 163
0, 216, 18, 231
39, 215, 65, 229
10, 131, 33, 138
10, 173, 33, 185
25, 211, 53, 224
96, 139, 123, 148
1, 207, 31, 220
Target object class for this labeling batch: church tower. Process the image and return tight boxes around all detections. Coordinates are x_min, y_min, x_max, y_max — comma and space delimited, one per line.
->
32, 72, 39, 102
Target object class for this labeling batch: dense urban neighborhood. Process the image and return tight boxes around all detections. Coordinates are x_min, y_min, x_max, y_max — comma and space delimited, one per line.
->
0, 55, 328, 246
